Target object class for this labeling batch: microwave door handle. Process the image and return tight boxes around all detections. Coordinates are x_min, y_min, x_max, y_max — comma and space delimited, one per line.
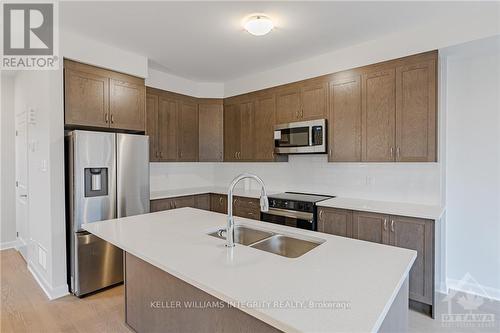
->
309, 126, 313, 146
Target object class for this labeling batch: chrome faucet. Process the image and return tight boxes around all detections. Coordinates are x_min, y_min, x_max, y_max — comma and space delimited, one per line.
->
226, 173, 269, 247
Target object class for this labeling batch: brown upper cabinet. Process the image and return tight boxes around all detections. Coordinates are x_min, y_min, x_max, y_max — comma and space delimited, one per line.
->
328, 73, 362, 162
146, 93, 159, 161
395, 60, 436, 162
328, 51, 437, 162
275, 82, 327, 124
145, 50, 437, 164
178, 99, 199, 161
198, 100, 224, 162
223, 99, 254, 161
254, 94, 277, 161
361, 68, 397, 162
64, 59, 145, 132
146, 87, 199, 162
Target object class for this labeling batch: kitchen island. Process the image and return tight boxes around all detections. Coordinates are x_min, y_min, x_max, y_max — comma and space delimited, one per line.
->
83, 208, 416, 333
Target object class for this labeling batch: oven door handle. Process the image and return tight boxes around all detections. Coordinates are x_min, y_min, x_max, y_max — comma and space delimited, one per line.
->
264, 208, 314, 222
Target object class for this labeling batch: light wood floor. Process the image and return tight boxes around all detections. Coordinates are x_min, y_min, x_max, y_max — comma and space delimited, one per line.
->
0, 249, 131, 333
1, 248, 499, 333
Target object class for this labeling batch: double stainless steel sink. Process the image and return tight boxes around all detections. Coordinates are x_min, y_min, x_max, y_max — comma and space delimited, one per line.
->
208, 226, 323, 258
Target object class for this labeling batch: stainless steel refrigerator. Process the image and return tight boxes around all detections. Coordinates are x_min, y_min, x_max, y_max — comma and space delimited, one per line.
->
66, 130, 149, 296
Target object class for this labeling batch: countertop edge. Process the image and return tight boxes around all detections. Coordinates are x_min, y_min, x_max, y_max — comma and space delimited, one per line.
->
84, 221, 301, 333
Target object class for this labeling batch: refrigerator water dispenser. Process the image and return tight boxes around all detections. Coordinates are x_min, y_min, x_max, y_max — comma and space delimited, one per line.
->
84, 168, 108, 197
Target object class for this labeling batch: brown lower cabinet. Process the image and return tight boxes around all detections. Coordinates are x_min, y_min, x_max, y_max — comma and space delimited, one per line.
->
317, 207, 435, 317
151, 193, 261, 221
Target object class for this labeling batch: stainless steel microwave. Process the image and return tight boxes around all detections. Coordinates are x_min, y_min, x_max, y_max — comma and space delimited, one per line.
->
274, 119, 327, 154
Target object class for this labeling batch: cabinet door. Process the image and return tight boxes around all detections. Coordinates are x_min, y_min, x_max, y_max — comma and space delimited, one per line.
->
171, 195, 195, 209
254, 94, 276, 161
198, 103, 223, 162
223, 104, 241, 161
300, 82, 327, 120
146, 93, 159, 161
240, 101, 254, 161
194, 194, 211, 211
361, 69, 396, 162
389, 216, 434, 305
396, 60, 436, 162
317, 208, 353, 238
158, 97, 178, 161
109, 79, 145, 131
210, 194, 227, 214
328, 74, 362, 162
178, 100, 199, 161
64, 68, 109, 128
276, 87, 301, 124
352, 211, 389, 244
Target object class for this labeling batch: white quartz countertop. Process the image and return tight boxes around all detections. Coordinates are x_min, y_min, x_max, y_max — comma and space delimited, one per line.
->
317, 197, 445, 220
83, 208, 416, 333
150, 186, 280, 200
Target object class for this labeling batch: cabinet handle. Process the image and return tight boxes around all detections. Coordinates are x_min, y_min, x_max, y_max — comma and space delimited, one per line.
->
219, 197, 223, 205
384, 218, 388, 231
301, 109, 304, 118
391, 220, 395, 232
104, 113, 109, 123
159, 151, 163, 159
319, 210, 323, 220
110, 114, 114, 124
396, 147, 401, 160
329, 149, 332, 156
390, 147, 394, 159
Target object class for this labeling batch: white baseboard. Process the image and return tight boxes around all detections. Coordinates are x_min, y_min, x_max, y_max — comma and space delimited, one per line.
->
0, 239, 21, 250
27, 263, 69, 300
446, 277, 500, 302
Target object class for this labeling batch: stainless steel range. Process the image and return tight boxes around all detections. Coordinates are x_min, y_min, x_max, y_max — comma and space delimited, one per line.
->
261, 192, 334, 231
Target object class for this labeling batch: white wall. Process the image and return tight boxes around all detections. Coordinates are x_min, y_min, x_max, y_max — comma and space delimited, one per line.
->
146, 68, 224, 98
151, 157, 441, 205
224, 7, 500, 96
150, 163, 216, 192
442, 36, 500, 298
61, 30, 148, 78
1, 74, 18, 249
14, 68, 67, 299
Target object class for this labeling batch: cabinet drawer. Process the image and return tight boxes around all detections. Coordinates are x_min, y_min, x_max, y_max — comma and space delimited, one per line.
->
233, 197, 261, 220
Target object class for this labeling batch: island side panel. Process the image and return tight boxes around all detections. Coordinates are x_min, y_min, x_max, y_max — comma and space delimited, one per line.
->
124, 252, 282, 333
378, 277, 409, 333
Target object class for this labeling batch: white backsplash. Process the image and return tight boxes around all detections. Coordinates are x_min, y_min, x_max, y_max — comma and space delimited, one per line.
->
150, 155, 441, 205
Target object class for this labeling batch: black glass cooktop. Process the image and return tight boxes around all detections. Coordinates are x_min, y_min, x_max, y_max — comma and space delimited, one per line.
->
268, 192, 334, 203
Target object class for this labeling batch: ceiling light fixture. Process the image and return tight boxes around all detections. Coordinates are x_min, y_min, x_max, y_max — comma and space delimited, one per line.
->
243, 15, 274, 36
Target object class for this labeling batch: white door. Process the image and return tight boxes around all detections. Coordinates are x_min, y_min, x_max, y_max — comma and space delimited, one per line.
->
15, 111, 29, 260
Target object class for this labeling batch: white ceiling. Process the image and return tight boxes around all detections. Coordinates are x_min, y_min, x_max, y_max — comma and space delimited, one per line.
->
60, 1, 495, 82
